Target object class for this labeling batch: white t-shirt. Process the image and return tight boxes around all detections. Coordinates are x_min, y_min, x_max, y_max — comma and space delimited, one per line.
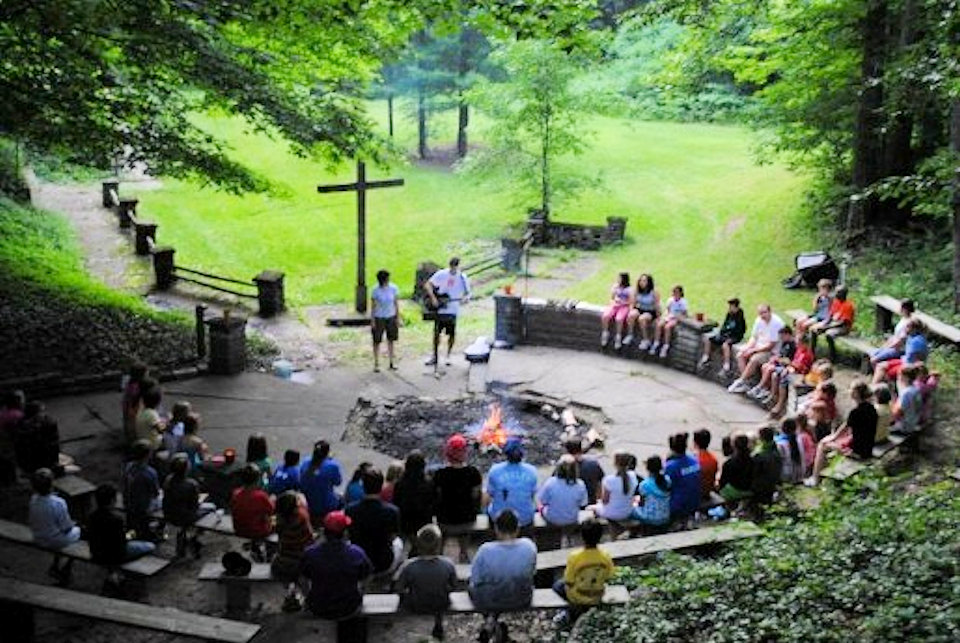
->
597, 471, 638, 521
666, 296, 688, 317
893, 316, 910, 342
428, 269, 470, 316
750, 314, 785, 349
371, 283, 399, 319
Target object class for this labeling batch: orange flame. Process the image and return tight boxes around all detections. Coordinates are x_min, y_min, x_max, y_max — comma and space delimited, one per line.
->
478, 404, 508, 449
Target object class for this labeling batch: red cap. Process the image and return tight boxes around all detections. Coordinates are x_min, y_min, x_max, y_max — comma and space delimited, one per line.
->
323, 510, 352, 534
445, 434, 469, 463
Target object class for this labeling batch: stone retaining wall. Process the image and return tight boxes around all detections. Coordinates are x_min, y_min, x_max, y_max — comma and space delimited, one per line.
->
500, 297, 718, 375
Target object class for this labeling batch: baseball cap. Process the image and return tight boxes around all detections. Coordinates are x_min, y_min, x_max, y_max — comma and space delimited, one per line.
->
503, 437, 524, 458
445, 434, 469, 463
323, 510, 352, 534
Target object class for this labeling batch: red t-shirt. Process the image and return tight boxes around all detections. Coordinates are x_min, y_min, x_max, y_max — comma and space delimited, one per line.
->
829, 299, 855, 326
697, 450, 718, 499
230, 487, 274, 539
791, 344, 814, 374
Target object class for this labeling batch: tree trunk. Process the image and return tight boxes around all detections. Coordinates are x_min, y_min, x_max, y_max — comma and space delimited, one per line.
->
541, 111, 551, 215
387, 94, 394, 139
457, 100, 469, 159
846, 0, 888, 235
951, 100, 960, 313
417, 89, 427, 160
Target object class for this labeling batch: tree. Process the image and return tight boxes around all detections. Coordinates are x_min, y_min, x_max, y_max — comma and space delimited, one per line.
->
0, 0, 434, 191
465, 39, 596, 215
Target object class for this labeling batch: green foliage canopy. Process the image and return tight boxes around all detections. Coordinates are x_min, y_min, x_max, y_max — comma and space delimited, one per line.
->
0, 0, 436, 191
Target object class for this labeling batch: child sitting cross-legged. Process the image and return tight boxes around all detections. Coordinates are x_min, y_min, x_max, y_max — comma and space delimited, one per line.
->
552, 519, 615, 629
394, 524, 457, 640
630, 456, 672, 532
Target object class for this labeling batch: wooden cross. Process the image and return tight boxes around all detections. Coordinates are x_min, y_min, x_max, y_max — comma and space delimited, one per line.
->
317, 161, 404, 314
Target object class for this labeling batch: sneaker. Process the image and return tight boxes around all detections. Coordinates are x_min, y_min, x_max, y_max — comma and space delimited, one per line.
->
803, 477, 818, 488
373, 366, 380, 373
659, 344, 670, 358
708, 506, 729, 520
638, 339, 651, 351
699, 355, 710, 366
760, 392, 776, 406
747, 386, 764, 399
720, 363, 731, 374
614, 335, 622, 350
389, 363, 399, 371
552, 610, 571, 629
623, 334, 634, 346
601, 330, 610, 347
424, 356, 437, 366
431, 619, 445, 640
445, 358, 452, 366
649, 342, 660, 355
727, 379, 749, 394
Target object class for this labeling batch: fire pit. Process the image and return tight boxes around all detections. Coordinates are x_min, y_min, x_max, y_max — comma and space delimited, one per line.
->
342, 390, 608, 469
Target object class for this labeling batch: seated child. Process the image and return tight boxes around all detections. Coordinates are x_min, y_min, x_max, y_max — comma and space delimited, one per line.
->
810, 285, 855, 360
751, 426, 783, 504
89, 482, 156, 591
747, 325, 798, 403
601, 272, 633, 350
552, 519, 615, 628
28, 468, 81, 584
806, 381, 877, 486
718, 434, 753, 503
767, 333, 815, 417
395, 524, 457, 640
774, 418, 806, 484
693, 429, 718, 500
344, 462, 373, 505
631, 456, 672, 528
891, 364, 923, 435
230, 463, 275, 561
380, 460, 404, 503
591, 452, 638, 522
796, 279, 833, 334
872, 384, 893, 444
272, 490, 315, 611
869, 298, 916, 367
699, 297, 747, 373
269, 449, 302, 496
873, 319, 928, 385
798, 381, 838, 442
650, 284, 688, 358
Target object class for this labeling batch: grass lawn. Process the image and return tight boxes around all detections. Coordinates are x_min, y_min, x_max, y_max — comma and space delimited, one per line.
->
138, 102, 816, 317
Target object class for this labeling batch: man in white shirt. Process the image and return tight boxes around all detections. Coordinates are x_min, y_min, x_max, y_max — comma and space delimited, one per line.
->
728, 304, 784, 394
424, 257, 471, 370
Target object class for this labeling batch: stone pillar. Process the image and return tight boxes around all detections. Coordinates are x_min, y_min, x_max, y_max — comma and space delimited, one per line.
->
117, 198, 139, 228
152, 246, 176, 290
606, 216, 627, 242
206, 313, 247, 375
500, 238, 523, 273
102, 180, 119, 208
254, 270, 285, 317
668, 318, 711, 373
134, 221, 157, 255
494, 295, 523, 347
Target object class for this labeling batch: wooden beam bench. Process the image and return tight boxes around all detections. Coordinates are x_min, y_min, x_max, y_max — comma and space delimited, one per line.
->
871, 294, 960, 346
0, 519, 170, 578
359, 585, 630, 617
820, 434, 912, 482
0, 576, 260, 643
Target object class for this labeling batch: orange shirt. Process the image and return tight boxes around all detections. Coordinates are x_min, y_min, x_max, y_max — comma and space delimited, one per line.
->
830, 299, 855, 326
697, 450, 718, 499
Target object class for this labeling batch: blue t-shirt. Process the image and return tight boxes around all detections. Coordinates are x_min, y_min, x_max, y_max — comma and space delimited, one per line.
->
299, 457, 343, 517
633, 475, 672, 525
486, 461, 538, 526
897, 384, 923, 433
664, 454, 701, 518
268, 464, 301, 496
904, 334, 928, 363
344, 479, 365, 505
469, 538, 537, 612
537, 477, 588, 526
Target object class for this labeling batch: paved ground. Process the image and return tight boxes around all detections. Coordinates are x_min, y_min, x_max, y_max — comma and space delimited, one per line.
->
46, 343, 766, 489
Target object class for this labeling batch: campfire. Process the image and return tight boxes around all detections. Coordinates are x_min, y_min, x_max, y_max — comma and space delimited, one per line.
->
343, 391, 609, 469
475, 403, 510, 451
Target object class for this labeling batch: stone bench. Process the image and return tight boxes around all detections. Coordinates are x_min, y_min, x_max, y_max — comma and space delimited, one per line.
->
820, 433, 918, 482
0, 518, 170, 578
0, 576, 259, 643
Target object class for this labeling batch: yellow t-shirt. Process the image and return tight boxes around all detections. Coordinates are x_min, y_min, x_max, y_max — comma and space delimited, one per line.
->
563, 547, 615, 605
